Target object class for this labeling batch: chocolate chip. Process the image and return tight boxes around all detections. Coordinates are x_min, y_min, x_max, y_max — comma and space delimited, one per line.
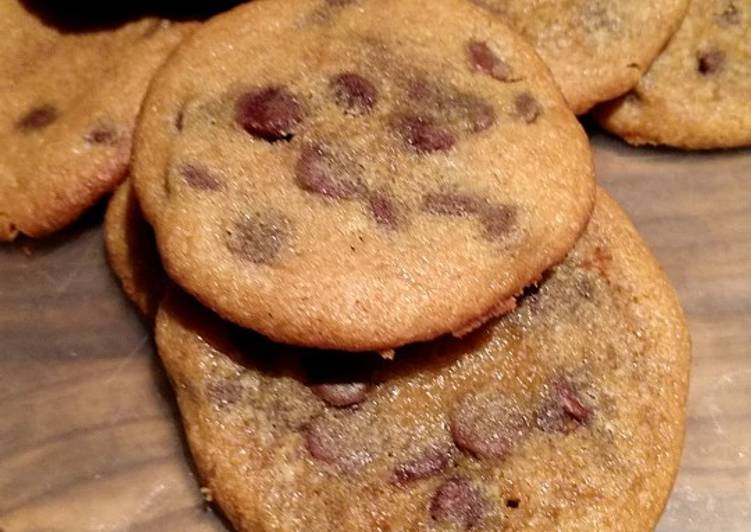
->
422, 192, 480, 216
16, 104, 58, 131
394, 114, 455, 153
311, 383, 368, 408
430, 477, 485, 529
393, 447, 453, 484
514, 92, 542, 123
235, 86, 303, 142
468, 40, 513, 82
367, 192, 399, 228
206, 380, 242, 407
717, 3, 742, 25
536, 380, 592, 434
331, 72, 377, 112
304, 416, 371, 471
479, 204, 515, 240
450, 394, 528, 459
175, 108, 185, 131
180, 163, 223, 191
461, 95, 496, 133
295, 144, 365, 199
84, 124, 118, 145
697, 49, 726, 75
225, 211, 291, 264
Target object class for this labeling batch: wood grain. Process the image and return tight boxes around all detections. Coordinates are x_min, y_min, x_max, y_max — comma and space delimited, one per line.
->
1, 131, 749, 531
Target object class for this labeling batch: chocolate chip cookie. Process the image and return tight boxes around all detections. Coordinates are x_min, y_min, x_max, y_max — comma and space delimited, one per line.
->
596, 0, 751, 149
0, 0, 196, 241
104, 180, 166, 319
154, 188, 690, 531
471, 0, 690, 114
133, 0, 595, 352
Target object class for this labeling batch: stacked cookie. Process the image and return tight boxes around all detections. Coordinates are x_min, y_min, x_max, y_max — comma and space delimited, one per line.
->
99, 0, 692, 530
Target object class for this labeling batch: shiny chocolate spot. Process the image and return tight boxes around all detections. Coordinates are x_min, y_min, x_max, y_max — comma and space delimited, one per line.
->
225, 211, 291, 264
468, 40, 513, 82
450, 394, 528, 459
430, 477, 485, 528
514, 92, 542, 123
331, 72, 377, 112
175, 108, 185, 131
393, 447, 453, 484
235, 86, 303, 142
311, 383, 368, 408
295, 144, 365, 199
536, 380, 592, 434
180, 163, 223, 191
16, 104, 58, 131
394, 114, 455, 153
697, 49, 726, 75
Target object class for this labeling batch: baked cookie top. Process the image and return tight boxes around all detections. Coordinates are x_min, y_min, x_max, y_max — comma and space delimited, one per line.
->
472, 0, 689, 114
0, 0, 196, 241
596, 0, 751, 149
133, 0, 594, 352
104, 180, 166, 319
154, 188, 690, 531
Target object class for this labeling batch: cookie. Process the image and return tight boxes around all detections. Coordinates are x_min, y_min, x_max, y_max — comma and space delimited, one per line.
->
595, 0, 751, 149
0, 0, 196, 241
133, 0, 595, 352
471, 0, 690, 114
154, 188, 690, 531
104, 180, 166, 319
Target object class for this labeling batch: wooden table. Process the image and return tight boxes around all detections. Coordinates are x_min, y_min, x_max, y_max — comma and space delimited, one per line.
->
1, 130, 749, 531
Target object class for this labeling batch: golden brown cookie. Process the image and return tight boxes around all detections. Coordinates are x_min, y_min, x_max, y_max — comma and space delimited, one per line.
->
471, 0, 690, 114
154, 188, 690, 531
596, 0, 751, 149
133, 0, 595, 352
104, 180, 166, 319
0, 0, 196, 241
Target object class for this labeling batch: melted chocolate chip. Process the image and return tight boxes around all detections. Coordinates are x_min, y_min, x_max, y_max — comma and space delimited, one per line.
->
514, 92, 542, 123
423, 192, 479, 216
225, 211, 291, 264
16, 104, 58, 131
180, 163, 223, 191
235, 87, 303, 141
304, 416, 371, 471
468, 40, 513, 82
311, 383, 368, 408
295, 144, 365, 199
84, 124, 118, 145
175, 108, 185, 131
206, 379, 242, 407
697, 49, 726, 75
393, 447, 453, 484
367, 192, 399, 228
450, 395, 528, 459
394, 114, 455, 153
479, 204, 515, 240
430, 477, 485, 529
536, 380, 592, 434
461, 95, 496, 133
331, 72, 377, 112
